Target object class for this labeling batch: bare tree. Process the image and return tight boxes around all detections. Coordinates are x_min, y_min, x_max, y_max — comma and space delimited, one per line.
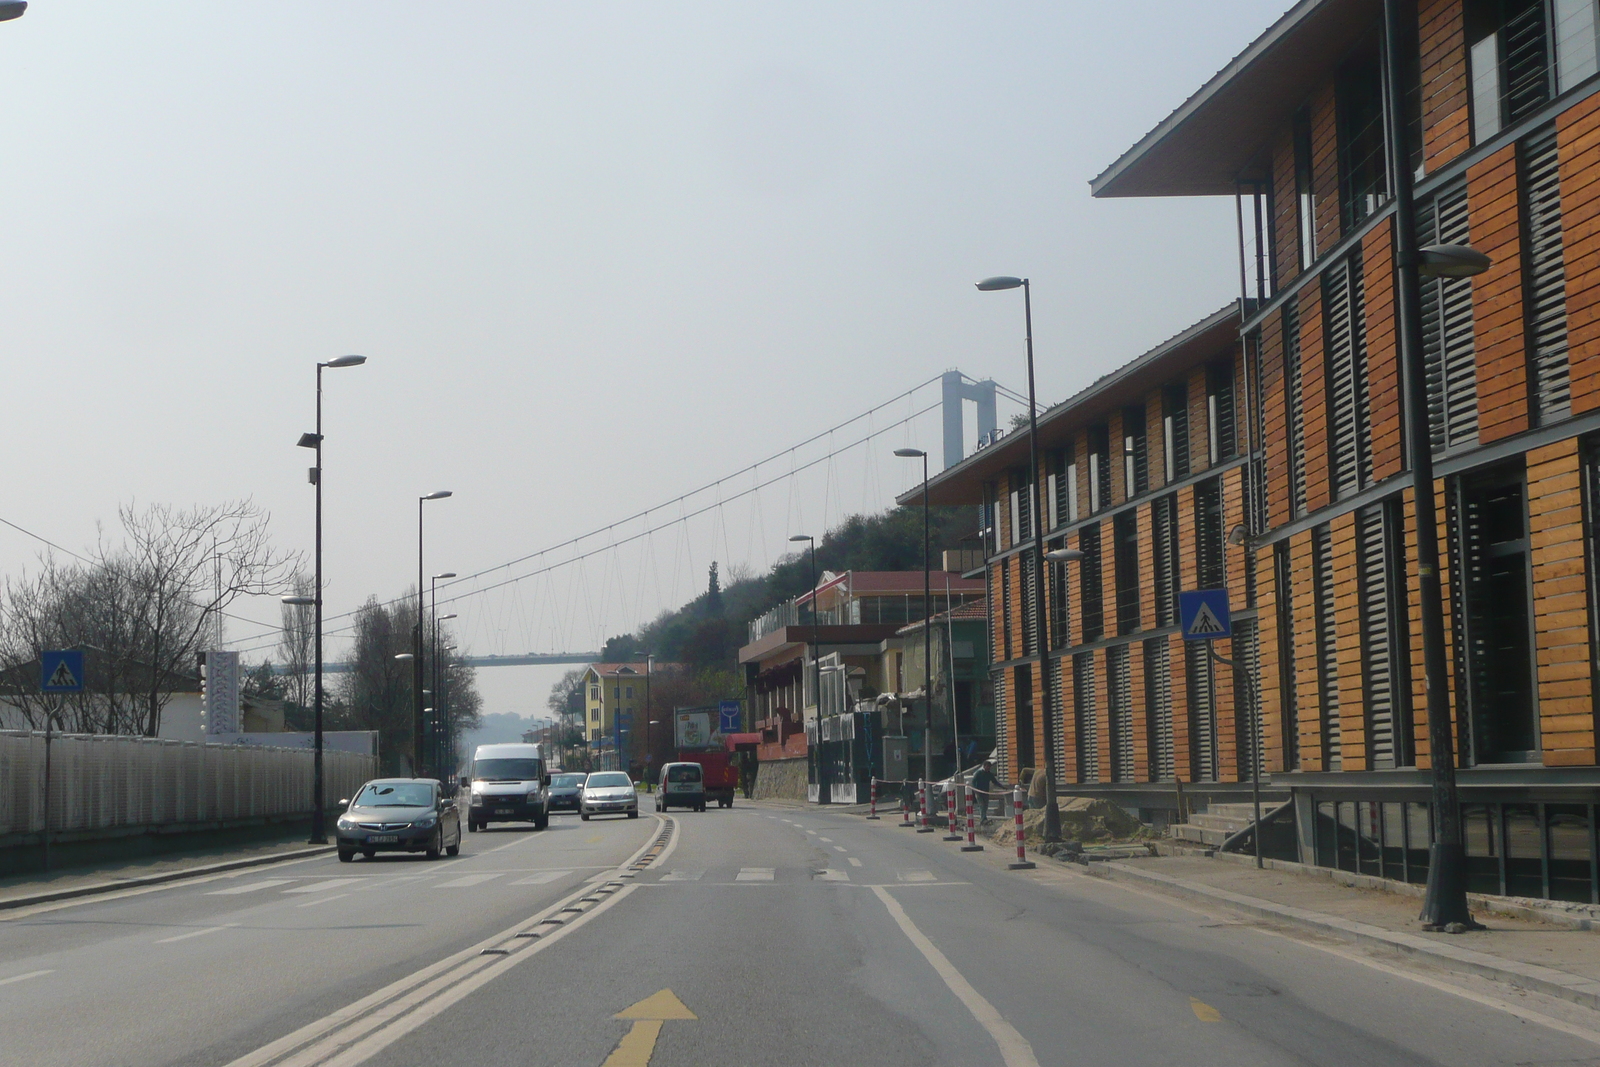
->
0, 500, 298, 736
275, 571, 315, 714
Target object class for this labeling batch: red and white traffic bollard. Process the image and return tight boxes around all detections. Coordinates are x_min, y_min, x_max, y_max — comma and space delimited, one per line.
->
867, 778, 879, 820
916, 778, 935, 833
898, 781, 915, 827
1008, 783, 1035, 869
961, 786, 984, 852
943, 783, 962, 841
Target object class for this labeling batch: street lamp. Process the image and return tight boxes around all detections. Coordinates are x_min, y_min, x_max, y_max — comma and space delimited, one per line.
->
895, 448, 936, 804
415, 491, 452, 778
430, 568, 457, 780
1380, 0, 1492, 931
642, 653, 655, 790
288, 352, 366, 845
790, 533, 823, 803
0, 3, 27, 22
976, 275, 1065, 841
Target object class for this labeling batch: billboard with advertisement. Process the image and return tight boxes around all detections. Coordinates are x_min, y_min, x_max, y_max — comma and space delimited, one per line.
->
675, 710, 713, 750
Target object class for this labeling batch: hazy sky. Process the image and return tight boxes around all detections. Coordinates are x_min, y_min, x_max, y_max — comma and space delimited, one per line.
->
0, 2, 1290, 718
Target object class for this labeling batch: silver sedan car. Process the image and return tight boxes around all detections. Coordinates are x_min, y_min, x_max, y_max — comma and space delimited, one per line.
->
579, 771, 639, 820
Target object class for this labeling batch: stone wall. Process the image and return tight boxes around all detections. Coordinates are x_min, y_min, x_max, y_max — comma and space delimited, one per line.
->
752, 758, 808, 801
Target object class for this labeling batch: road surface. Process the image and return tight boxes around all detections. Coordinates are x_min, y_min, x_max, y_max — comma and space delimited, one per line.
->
3, 804, 1599, 1066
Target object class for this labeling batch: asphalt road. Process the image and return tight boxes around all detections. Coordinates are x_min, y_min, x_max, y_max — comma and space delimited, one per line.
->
6, 804, 1600, 1066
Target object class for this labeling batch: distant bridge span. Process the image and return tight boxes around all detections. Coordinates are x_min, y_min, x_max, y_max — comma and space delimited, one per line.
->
272, 653, 601, 675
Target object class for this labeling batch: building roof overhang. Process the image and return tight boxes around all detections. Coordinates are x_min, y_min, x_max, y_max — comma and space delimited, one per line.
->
738, 624, 909, 665
898, 303, 1241, 507
1090, 0, 1380, 198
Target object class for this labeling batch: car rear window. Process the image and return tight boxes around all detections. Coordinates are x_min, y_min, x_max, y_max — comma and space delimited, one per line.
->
666, 765, 702, 783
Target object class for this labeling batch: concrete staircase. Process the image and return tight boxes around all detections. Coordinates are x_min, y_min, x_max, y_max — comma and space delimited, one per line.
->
1171, 802, 1261, 850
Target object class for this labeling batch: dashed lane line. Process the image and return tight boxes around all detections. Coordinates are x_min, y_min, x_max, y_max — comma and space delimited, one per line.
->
209, 879, 297, 895
156, 923, 240, 944
735, 868, 774, 882
296, 894, 352, 908
282, 879, 360, 895
834, 846, 848, 853
0, 970, 52, 986
847, 858, 863, 867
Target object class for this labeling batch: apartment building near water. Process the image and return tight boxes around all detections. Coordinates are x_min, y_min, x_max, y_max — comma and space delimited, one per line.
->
918, 0, 1600, 903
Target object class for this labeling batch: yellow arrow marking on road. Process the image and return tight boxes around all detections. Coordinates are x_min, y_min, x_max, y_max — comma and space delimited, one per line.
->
1189, 997, 1222, 1022
601, 989, 696, 1067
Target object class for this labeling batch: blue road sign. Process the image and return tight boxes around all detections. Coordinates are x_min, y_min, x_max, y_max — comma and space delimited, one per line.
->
41, 649, 85, 693
719, 700, 742, 734
1179, 589, 1232, 641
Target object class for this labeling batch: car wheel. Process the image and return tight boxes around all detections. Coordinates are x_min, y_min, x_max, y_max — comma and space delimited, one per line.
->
581, 812, 590, 821
338, 848, 355, 863
361, 849, 375, 860
446, 842, 460, 857
534, 814, 549, 831
426, 831, 442, 860
467, 819, 478, 832
628, 809, 639, 819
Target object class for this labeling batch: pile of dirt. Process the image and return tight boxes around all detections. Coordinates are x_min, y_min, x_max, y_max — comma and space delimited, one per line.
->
986, 797, 1147, 848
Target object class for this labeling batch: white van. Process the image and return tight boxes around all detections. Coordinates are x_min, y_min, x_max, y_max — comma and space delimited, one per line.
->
655, 761, 706, 813
463, 742, 549, 831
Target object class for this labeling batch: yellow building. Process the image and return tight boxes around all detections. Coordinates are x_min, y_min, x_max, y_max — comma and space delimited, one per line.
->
582, 662, 656, 771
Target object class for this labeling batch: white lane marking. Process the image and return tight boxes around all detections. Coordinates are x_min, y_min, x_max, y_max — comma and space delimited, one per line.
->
484, 834, 543, 855
282, 878, 360, 894
0, 970, 52, 986
432, 873, 503, 889
805, 830, 817, 836
819, 837, 833, 843
848, 857, 863, 867
509, 871, 570, 885
156, 923, 240, 943
834, 846, 848, 853
207, 879, 296, 895
871, 886, 1040, 1067
660, 870, 704, 882
817, 869, 849, 882
735, 868, 775, 882
897, 870, 937, 882
296, 893, 351, 908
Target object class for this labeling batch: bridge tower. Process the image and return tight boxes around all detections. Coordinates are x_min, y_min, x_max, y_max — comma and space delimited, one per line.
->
941, 371, 998, 471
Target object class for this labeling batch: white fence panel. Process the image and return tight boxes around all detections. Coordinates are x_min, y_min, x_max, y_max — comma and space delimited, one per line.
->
0, 731, 378, 839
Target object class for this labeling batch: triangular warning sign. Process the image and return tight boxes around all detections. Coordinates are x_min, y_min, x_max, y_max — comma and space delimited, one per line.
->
1188, 603, 1227, 636
46, 660, 79, 689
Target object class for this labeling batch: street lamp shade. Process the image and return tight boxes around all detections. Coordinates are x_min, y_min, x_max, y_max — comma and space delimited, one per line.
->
281, 595, 318, 606
1044, 548, 1085, 563
789, 534, 813, 543
1227, 524, 1251, 546
323, 354, 367, 368
975, 276, 1024, 291
893, 448, 927, 458
394, 653, 415, 661
437, 612, 458, 621
421, 490, 453, 501
0, 3, 26, 22
296, 432, 321, 449
433, 572, 457, 580
1418, 243, 1492, 278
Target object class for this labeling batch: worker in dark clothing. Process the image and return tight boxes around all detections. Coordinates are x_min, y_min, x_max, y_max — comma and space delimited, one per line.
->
968, 760, 999, 819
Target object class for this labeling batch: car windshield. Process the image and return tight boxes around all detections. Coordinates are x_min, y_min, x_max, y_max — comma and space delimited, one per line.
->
355, 782, 434, 808
551, 774, 584, 788
666, 765, 701, 783
586, 772, 632, 789
473, 758, 542, 781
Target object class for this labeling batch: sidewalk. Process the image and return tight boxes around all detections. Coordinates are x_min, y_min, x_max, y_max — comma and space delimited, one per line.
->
1086, 852, 1600, 1011
0, 837, 332, 911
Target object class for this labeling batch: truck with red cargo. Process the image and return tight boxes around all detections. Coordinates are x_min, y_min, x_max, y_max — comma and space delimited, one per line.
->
676, 749, 737, 808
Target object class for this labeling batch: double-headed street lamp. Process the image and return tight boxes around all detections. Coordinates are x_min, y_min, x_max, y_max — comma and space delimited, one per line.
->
285, 353, 366, 844
789, 534, 823, 801
430, 569, 457, 777
894, 448, 935, 793
975, 275, 1067, 841
415, 491, 453, 778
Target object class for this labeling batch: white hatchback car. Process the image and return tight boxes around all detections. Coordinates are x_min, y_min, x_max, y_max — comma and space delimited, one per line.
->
580, 771, 639, 820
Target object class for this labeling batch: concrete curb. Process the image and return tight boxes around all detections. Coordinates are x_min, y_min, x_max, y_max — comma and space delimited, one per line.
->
0, 845, 335, 911
1094, 860, 1600, 1012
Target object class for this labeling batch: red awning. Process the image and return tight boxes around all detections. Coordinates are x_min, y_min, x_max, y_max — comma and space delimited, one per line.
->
723, 733, 761, 751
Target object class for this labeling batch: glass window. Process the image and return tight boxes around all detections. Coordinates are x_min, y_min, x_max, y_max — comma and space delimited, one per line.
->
586, 772, 632, 788
1463, 803, 1502, 895
356, 781, 436, 807
1547, 804, 1593, 903
472, 758, 543, 781
1504, 803, 1543, 898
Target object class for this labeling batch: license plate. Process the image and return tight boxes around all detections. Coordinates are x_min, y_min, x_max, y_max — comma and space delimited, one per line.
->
495, 808, 514, 814
367, 834, 398, 844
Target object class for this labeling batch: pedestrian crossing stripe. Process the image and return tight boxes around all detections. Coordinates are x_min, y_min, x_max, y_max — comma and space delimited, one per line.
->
1187, 603, 1227, 636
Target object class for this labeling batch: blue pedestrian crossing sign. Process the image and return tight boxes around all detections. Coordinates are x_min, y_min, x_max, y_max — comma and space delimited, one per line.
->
1179, 590, 1232, 641
40, 649, 86, 693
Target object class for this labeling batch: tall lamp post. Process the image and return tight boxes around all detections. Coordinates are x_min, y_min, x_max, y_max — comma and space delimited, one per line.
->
415, 491, 453, 778
975, 275, 1064, 841
433, 602, 457, 779
642, 654, 655, 790
789, 534, 823, 803
894, 448, 935, 790
1379, 0, 1492, 929
286, 353, 366, 844
0, 3, 27, 21
430, 567, 457, 776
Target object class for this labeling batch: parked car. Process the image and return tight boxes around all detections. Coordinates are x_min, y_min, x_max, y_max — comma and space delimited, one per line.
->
463, 742, 550, 831
580, 771, 639, 819
655, 762, 705, 812
335, 778, 461, 862
546, 772, 587, 813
